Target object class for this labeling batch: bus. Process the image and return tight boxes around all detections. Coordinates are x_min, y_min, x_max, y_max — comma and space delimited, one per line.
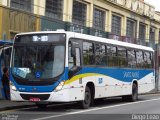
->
10, 30, 155, 109
0, 40, 12, 99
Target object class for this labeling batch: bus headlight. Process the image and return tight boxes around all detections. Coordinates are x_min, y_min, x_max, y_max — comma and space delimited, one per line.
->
10, 81, 17, 91
55, 81, 65, 91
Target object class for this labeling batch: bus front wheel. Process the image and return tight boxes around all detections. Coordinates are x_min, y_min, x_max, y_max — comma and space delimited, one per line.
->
79, 86, 91, 109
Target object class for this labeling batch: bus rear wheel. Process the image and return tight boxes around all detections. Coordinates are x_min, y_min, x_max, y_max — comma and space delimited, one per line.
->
79, 86, 91, 109
122, 83, 138, 102
131, 83, 138, 102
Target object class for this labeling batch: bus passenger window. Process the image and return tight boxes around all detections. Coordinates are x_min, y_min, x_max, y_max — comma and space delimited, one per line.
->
95, 44, 107, 66
69, 47, 81, 69
83, 42, 94, 65
136, 50, 144, 68
75, 48, 81, 66
144, 51, 152, 68
68, 46, 81, 78
68, 47, 74, 69
117, 47, 127, 67
127, 50, 136, 68
107, 46, 117, 67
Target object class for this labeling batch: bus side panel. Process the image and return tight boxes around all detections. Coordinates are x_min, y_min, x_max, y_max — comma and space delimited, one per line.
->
94, 75, 132, 98
138, 72, 155, 94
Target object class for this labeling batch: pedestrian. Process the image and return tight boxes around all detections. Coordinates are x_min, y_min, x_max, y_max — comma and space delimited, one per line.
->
2, 67, 10, 100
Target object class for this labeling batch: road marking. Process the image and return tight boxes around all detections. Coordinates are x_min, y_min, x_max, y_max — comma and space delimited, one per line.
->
32, 97, 160, 120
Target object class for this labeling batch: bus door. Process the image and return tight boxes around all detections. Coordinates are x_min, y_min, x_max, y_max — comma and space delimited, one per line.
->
0, 47, 12, 99
68, 39, 82, 79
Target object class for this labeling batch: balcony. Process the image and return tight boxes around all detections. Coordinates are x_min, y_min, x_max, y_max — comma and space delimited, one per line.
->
105, 0, 156, 20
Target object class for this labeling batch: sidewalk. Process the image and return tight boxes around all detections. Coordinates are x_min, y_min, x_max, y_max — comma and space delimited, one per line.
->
0, 100, 35, 111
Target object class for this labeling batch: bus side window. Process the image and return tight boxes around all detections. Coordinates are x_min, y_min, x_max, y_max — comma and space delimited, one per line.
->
136, 50, 144, 68
83, 42, 94, 65
75, 48, 81, 66
68, 46, 74, 69
69, 47, 81, 68
68, 46, 81, 78
150, 52, 154, 68
144, 51, 152, 68
1, 48, 12, 69
117, 47, 127, 67
127, 49, 136, 68
95, 44, 107, 66
107, 46, 117, 67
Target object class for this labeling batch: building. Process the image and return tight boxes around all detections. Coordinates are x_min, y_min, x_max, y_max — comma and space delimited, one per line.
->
0, 0, 160, 90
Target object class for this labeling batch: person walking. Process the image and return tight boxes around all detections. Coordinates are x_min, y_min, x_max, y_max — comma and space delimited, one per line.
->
2, 67, 10, 100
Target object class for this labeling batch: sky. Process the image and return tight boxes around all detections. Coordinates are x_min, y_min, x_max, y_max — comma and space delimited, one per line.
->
144, 0, 160, 12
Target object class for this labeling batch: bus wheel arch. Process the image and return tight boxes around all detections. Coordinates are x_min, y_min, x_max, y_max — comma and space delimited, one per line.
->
86, 82, 95, 105
122, 80, 138, 102
79, 82, 95, 109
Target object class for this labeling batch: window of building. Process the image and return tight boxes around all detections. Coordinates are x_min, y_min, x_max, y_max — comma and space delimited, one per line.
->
126, 19, 136, 42
111, 15, 121, 35
83, 42, 94, 65
10, 0, 32, 12
93, 8, 105, 30
72, 1, 87, 26
95, 44, 107, 66
149, 27, 155, 48
139, 23, 146, 45
45, 0, 63, 20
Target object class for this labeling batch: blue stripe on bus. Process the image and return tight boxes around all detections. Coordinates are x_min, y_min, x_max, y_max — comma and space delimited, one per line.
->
79, 67, 153, 82
10, 67, 153, 92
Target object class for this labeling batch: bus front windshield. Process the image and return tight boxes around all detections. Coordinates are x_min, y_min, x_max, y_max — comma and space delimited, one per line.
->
12, 45, 65, 80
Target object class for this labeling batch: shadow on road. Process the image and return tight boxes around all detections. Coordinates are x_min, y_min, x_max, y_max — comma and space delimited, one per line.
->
18, 97, 147, 112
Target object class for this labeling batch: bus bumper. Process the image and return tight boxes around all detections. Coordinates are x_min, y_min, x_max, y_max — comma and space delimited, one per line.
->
10, 87, 84, 102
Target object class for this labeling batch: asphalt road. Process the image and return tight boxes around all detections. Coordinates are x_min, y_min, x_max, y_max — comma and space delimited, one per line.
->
1, 94, 160, 120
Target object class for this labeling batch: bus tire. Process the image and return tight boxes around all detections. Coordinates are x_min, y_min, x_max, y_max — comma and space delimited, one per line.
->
130, 83, 138, 102
79, 86, 91, 109
122, 83, 138, 102
36, 103, 47, 109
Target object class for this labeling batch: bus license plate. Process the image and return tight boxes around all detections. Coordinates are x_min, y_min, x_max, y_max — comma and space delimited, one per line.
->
29, 98, 40, 102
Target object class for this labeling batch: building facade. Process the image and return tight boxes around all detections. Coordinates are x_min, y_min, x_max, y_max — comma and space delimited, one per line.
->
0, 0, 160, 90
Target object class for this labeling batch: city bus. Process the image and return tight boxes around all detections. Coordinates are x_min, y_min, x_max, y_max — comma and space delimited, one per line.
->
10, 30, 155, 109
0, 40, 12, 99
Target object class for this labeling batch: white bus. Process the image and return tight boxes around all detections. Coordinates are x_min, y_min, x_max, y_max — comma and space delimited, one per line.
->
10, 30, 155, 109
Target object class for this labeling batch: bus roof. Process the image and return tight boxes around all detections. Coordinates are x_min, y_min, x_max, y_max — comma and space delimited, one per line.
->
16, 31, 154, 52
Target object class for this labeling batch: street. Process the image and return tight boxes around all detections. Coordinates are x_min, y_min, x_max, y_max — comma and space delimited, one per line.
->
0, 94, 160, 120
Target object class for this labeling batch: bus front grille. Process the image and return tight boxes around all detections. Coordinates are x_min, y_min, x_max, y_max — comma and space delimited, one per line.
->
20, 94, 50, 100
